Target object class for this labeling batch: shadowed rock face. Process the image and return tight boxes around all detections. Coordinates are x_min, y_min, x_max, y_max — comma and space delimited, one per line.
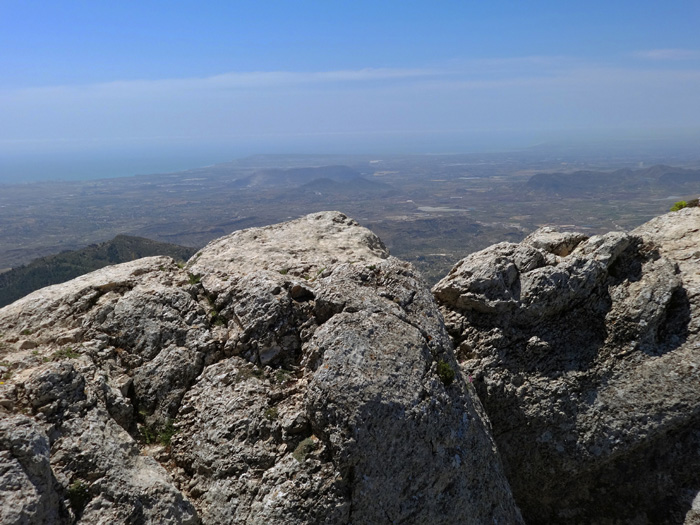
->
0, 212, 522, 524
434, 207, 700, 524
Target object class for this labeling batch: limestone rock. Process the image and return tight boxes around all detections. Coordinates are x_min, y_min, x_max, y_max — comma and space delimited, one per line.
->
522, 226, 588, 256
434, 207, 700, 524
0, 415, 66, 524
0, 211, 522, 524
187, 211, 389, 279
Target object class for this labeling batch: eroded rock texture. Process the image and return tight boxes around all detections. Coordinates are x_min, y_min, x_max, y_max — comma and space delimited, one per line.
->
434, 207, 700, 524
0, 212, 522, 524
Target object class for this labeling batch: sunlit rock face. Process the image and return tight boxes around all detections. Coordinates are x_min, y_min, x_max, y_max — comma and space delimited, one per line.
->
434, 207, 700, 524
0, 211, 522, 525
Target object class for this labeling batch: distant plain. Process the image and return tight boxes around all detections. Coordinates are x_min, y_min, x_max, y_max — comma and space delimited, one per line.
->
1, 145, 699, 287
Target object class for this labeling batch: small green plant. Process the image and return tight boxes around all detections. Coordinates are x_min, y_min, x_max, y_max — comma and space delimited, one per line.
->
188, 272, 201, 285
670, 200, 687, 212
279, 268, 289, 275
436, 359, 455, 386
138, 412, 177, 446
0, 361, 16, 381
264, 406, 279, 421
141, 424, 156, 445
210, 312, 227, 326
274, 369, 293, 384
20, 329, 32, 336
176, 261, 185, 269
206, 295, 227, 326
67, 479, 90, 515
51, 347, 80, 361
236, 366, 265, 381
367, 264, 377, 271
158, 419, 177, 446
292, 437, 316, 462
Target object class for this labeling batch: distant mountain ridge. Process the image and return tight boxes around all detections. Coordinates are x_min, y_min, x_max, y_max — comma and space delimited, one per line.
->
0, 235, 196, 307
231, 165, 366, 188
295, 176, 391, 195
526, 164, 700, 195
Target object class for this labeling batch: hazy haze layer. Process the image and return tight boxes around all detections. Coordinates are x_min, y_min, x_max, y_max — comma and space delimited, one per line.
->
2, 1, 700, 182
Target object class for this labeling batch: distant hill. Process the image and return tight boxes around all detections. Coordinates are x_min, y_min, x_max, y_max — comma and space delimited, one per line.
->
0, 235, 196, 308
295, 176, 392, 195
232, 165, 362, 188
526, 165, 700, 196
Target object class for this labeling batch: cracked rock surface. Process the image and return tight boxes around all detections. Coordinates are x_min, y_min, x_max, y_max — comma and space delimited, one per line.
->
0, 211, 522, 524
434, 207, 700, 524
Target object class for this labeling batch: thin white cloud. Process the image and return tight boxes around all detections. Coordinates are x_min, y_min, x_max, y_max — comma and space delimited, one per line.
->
4, 53, 685, 100
2, 58, 700, 147
4, 67, 440, 98
450, 55, 575, 70
634, 49, 700, 61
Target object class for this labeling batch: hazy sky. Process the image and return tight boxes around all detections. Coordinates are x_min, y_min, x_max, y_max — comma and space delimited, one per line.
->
2, 1, 700, 178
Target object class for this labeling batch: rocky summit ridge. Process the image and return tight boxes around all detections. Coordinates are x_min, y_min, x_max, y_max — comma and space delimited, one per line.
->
0, 212, 520, 524
434, 206, 700, 524
1, 208, 699, 524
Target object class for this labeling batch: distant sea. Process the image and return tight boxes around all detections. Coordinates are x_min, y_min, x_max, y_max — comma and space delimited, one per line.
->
3, 129, 696, 184
0, 144, 249, 184
0, 131, 539, 184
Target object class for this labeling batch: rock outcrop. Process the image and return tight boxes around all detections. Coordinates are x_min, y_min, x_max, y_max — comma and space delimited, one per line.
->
0, 212, 522, 524
434, 207, 700, 524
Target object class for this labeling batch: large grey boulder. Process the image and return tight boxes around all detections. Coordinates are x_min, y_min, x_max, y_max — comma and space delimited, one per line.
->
434, 207, 700, 524
0, 211, 522, 524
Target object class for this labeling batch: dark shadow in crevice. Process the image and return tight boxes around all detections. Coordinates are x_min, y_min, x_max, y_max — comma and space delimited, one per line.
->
652, 286, 691, 356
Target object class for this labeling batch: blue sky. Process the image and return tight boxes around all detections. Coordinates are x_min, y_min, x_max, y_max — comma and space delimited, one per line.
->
1, 1, 700, 178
